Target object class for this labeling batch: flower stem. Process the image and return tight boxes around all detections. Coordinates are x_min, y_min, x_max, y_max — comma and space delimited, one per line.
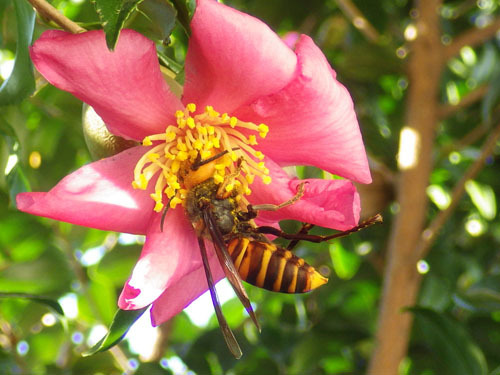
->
27, 0, 86, 34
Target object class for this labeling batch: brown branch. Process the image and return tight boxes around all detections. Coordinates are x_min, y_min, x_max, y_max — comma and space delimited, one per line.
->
417, 121, 500, 259
27, 0, 86, 34
438, 84, 489, 119
441, 122, 489, 155
367, 0, 443, 373
444, 16, 500, 60
335, 0, 380, 43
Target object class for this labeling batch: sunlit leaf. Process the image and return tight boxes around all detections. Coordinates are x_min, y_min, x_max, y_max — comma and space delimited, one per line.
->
410, 307, 488, 375
83, 306, 148, 356
465, 180, 496, 220
0, 0, 35, 105
427, 184, 451, 210
92, 0, 144, 50
88, 279, 117, 325
329, 242, 360, 280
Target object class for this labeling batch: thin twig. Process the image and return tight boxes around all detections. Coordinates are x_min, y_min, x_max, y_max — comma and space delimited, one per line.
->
438, 84, 489, 119
444, 16, 500, 60
417, 121, 500, 259
335, 0, 380, 43
27, 0, 86, 34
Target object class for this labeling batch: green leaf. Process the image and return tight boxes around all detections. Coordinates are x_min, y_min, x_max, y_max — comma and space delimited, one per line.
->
0, 71, 30, 206
329, 242, 360, 280
410, 307, 488, 375
0, 292, 64, 315
427, 184, 451, 210
157, 50, 183, 75
481, 66, 500, 125
454, 275, 500, 312
5, 164, 31, 208
169, 0, 196, 35
83, 306, 148, 356
139, 0, 177, 42
0, 0, 35, 105
465, 180, 496, 220
92, 0, 144, 50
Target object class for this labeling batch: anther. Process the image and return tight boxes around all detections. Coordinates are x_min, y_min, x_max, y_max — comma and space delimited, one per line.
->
230, 117, 238, 128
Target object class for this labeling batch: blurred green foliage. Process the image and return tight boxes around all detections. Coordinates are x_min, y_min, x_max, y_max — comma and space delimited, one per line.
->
1, 0, 500, 374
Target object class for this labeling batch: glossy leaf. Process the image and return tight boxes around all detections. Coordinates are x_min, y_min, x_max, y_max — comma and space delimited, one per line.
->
0, 0, 35, 105
83, 306, 148, 356
93, 0, 144, 50
138, 0, 177, 42
0, 292, 64, 315
465, 180, 496, 220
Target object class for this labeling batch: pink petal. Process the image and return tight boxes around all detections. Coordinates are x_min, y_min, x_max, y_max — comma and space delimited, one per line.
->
118, 208, 202, 310
150, 243, 224, 326
183, 0, 297, 113
16, 147, 155, 234
282, 32, 300, 49
235, 35, 371, 184
249, 159, 361, 231
30, 29, 183, 141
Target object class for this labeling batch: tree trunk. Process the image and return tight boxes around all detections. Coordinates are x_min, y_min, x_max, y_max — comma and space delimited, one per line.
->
367, 0, 443, 373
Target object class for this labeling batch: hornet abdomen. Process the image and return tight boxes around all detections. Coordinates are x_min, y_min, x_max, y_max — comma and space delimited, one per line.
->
227, 237, 328, 293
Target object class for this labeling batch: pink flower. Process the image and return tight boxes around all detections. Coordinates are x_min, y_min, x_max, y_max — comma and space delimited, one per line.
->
17, 0, 371, 326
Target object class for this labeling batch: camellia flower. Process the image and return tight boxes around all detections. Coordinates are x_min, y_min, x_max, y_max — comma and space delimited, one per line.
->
17, 0, 371, 327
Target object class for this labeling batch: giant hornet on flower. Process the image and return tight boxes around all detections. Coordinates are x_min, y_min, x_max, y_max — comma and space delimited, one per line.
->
179, 149, 381, 358
133, 104, 381, 358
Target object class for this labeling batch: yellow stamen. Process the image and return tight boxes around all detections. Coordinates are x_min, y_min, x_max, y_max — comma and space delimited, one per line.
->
229, 117, 238, 128
170, 196, 182, 209
176, 150, 189, 161
132, 104, 276, 212
154, 201, 164, 212
258, 124, 269, 138
166, 131, 176, 142
132, 174, 148, 190
255, 151, 264, 160
187, 118, 196, 129
214, 173, 224, 184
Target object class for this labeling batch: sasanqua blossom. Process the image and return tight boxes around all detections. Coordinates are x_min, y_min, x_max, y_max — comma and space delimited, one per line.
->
17, 0, 371, 326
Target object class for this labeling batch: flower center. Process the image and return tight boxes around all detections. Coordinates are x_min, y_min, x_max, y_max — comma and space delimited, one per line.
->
132, 103, 271, 212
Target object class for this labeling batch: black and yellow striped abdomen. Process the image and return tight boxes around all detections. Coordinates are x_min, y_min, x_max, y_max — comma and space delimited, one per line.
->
226, 237, 328, 293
